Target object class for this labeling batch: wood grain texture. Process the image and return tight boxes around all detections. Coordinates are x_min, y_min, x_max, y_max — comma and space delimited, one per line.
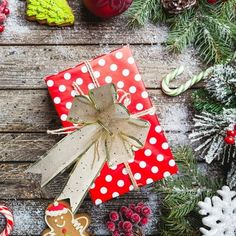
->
0, 45, 202, 89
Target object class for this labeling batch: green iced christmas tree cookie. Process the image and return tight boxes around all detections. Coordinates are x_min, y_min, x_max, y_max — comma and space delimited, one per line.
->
26, 0, 75, 26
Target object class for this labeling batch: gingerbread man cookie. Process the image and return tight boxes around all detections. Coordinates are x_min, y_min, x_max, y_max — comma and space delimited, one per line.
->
42, 200, 90, 236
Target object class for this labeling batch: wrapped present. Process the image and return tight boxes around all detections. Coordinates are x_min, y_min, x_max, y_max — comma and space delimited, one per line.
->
29, 46, 178, 211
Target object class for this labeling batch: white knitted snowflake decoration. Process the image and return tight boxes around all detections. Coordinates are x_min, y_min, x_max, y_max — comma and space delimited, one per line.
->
198, 186, 236, 236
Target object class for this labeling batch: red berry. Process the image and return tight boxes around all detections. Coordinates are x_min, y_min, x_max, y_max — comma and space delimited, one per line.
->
137, 202, 145, 207
3, 8, 9, 15
131, 213, 141, 223
140, 217, 149, 226
112, 230, 120, 236
141, 206, 152, 217
227, 130, 236, 137
106, 221, 116, 232
110, 211, 120, 222
129, 204, 136, 210
118, 221, 124, 229
123, 221, 133, 232
134, 206, 142, 214
0, 25, 5, 32
125, 209, 133, 219
224, 136, 235, 145
124, 232, 134, 236
120, 206, 128, 214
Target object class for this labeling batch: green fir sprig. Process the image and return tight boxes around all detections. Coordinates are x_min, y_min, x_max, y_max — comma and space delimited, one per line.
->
155, 147, 221, 236
127, 0, 236, 65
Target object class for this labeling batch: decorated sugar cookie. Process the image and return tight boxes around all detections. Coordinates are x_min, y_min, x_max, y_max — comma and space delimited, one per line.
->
26, 0, 75, 27
42, 200, 90, 236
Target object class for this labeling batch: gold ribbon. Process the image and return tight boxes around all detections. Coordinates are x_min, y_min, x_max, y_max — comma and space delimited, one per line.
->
27, 60, 155, 213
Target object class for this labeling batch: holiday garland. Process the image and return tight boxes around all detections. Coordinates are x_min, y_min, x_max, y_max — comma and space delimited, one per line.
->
155, 147, 222, 236
127, 0, 236, 65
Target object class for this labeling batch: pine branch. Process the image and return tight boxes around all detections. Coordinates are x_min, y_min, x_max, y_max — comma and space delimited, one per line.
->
191, 89, 224, 114
167, 10, 198, 52
189, 109, 236, 164
127, 0, 163, 27
195, 23, 232, 64
155, 147, 222, 236
227, 161, 236, 189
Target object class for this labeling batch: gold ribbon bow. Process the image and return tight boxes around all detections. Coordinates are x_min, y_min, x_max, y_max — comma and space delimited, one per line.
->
27, 84, 150, 212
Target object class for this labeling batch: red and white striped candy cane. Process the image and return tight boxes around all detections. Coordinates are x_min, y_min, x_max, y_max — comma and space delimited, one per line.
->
0, 205, 14, 236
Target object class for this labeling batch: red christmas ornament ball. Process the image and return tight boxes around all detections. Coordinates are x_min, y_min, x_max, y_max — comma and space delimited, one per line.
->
207, 0, 218, 4
0, 25, 5, 32
224, 136, 235, 145
83, 0, 133, 18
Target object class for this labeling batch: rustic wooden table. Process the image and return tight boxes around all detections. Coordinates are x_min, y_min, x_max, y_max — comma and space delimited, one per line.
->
0, 1, 207, 235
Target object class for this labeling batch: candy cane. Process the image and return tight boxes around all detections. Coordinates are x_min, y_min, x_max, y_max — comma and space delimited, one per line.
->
0, 205, 14, 236
161, 66, 213, 96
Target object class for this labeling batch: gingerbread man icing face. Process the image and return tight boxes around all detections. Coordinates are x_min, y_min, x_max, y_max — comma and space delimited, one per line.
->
42, 200, 90, 236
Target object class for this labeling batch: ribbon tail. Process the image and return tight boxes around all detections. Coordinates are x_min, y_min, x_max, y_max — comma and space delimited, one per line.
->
26, 123, 102, 187
57, 136, 107, 213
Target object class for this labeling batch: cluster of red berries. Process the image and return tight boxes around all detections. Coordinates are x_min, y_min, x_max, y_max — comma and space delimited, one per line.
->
0, 0, 9, 33
224, 125, 236, 145
106, 202, 152, 236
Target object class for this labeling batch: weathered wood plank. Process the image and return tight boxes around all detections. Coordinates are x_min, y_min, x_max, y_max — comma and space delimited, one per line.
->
0, 45, 202, 89
0, 195, 160, 236
0, 89, 194, 132
2, 0, 163, 45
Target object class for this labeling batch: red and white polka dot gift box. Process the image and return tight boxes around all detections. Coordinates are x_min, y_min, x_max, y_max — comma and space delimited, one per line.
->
45, 46, 178, 205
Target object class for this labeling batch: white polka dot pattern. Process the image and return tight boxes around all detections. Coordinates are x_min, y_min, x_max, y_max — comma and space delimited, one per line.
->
157, 154, 164, 162
64, 73, 71, 80
47, 80, 54, 87
149, 137, 157, 144
66, 102, 72, 109
104, 176, 112, 183
134, 173, 141, 180
128, 57, 134, 64
105, 76, 112, 83
117, 81, 124, 88
59, 85, 66, 92
110, 64, 118, 71
100, 187, 108, 194
122, 69, 130, 77
112, 192, 119, 198
115, 52, 123, 59
136, 103, 143, 111
95, 199, 102, 205
162, 142, 169, 150
60, 114, 67, 121
129, 86, 136, 94
54, 97, 61, 104
98, 59, 106, 66
144, 149, 152, 156
76, 78, 83, 85
117, 180, 125, 187
139, 161, 147, 168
